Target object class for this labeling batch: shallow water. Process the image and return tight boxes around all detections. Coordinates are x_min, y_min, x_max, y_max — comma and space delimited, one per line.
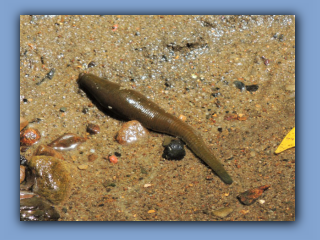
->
20, 15, 295, 221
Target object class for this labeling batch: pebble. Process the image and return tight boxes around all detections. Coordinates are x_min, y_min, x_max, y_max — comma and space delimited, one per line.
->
178, 114, 187, 122
233, 81, 246, 92
48, 133, 86, 151
162, 139, 186, 160
109, 155, 118, 164
237, 185, 270, 205
285, 84, 295, 91
28, 156, 72, 204
88, 153, 98, 162
20, 128, 41, 146
78, 164, 88, 170
116, 120, 148, 145
88, 61, 97, 68
246, 85, 259, 92
20, 155, 28, 166
86, 123, 100, 134
33, 144, 65, 160
212, 207, 234, 218
20, 165, 26, 183
20, 117, 29, 131
20, 195, 60, 221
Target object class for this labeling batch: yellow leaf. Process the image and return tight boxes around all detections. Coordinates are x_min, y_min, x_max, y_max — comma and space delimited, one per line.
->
275, 127, 295, 154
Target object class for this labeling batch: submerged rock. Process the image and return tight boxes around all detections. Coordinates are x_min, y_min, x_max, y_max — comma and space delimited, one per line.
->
34, 144, 65, 160
28, 156, 72, 204
86, 123, 100, 134
20, 195, 60, 221
20, 128, 41, 146
48, 133, 86, 151
116, 120, 148, 145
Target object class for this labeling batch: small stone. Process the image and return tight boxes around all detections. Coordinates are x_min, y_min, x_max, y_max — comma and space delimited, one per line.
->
60, 107, 67, 112
20, 128, 41, 146
237, 185, 270, 205
162, 139, 186, 160
233, 81, 245, 91
285, 84, 295, 91
20, 165, 26, 183
34, 144, 65, 160
212, 207, 234, 218
78, 164, 88, 170
116, 120, 148, 145
20, 155, 28, 166
246, 85, 259, 92
144, 183, 152, 188
88, 154, 98, 162
28, 156, 72, 204
20, 195, 60, 221
46, 68, 56, 80
148, 210, 156, 214
48, 133, 86, 151
109, 155, 118, 164
20, 117, 29, 131
86, 123, 100, 134
179, 114, 187, 122
258, 199, 266, 204
88, 61, 97, 68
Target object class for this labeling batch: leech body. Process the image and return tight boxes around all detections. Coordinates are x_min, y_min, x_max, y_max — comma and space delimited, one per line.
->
78, 73, 233, 184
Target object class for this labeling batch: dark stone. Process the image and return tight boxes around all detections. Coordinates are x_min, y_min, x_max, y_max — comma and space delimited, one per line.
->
88, 61, 97, 68
246, 85, 259, 92
162, 139, 186, 160
20, 196, 60, 221
233, 81, 246, 91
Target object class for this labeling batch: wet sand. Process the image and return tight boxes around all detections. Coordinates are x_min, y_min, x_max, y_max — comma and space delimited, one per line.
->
20, 15, 295, 221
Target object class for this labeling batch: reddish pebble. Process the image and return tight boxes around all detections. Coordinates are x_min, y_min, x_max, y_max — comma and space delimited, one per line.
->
109, 155, 118, 164
86, 123, 100, 134
20, 128, 41, 146
116, 120, 148, 145
237, 185, 271, 205
48, 133, 86, 151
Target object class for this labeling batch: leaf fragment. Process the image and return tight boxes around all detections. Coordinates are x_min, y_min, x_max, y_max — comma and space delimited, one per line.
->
275, 127, 295, 154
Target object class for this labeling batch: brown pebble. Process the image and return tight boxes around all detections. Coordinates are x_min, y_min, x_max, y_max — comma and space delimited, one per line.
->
34, 144, 65, 160
48, 133, 86, 151
20, 165, 26, 183
78, 164, 88, 170
20, 128, 41, 146
20, 117, 29, 131
237, 185, 271, 205
29, 156, 72, 204
224, 113, 238, 121
86, 123, 100, 134
116, 120, 148, 145
88, 154, 98, 162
